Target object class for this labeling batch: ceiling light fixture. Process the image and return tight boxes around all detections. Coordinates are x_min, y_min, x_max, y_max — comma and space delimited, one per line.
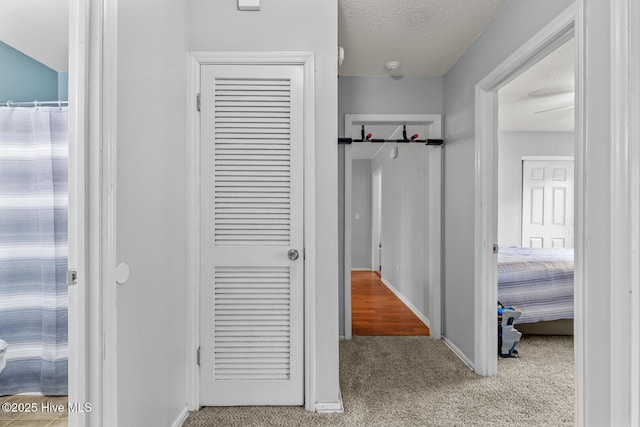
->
385, 61, 400, 72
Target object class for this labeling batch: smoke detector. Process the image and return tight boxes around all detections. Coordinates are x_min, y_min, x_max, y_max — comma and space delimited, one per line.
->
385, 61, 401, 72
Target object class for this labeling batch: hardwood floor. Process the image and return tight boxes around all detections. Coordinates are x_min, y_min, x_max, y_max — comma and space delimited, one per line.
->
351, 271, 430, 336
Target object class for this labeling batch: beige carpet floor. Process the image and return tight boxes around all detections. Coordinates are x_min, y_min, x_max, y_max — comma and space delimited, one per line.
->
184, 335, 574, 427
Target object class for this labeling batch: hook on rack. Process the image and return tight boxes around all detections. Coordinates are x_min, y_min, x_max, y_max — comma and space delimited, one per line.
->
360, 124, 373, 141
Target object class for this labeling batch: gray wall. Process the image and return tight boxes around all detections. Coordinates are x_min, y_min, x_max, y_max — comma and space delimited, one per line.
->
351, 160, 372, 268
115, 0, 189, 425
190, 0, 340, 405
443, 0, 615, 422
338, 76, 443, 336
338, 76, 444, 135
582, 0, 613, 422
498, 131, 574, 247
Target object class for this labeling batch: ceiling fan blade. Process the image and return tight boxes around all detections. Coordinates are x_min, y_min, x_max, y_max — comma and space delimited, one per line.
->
534, 105, 575, 114
527, 87, 574, 98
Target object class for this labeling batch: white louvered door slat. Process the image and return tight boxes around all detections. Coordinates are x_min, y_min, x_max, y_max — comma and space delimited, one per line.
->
200, 64, 304, 405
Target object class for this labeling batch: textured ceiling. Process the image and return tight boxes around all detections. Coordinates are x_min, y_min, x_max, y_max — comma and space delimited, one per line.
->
0, 0, 69, 72
339, 0, 509, 76
499, 38, 575, 132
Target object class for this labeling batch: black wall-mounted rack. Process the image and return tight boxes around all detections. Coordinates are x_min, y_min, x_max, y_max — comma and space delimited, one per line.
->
338, 137, 444, 145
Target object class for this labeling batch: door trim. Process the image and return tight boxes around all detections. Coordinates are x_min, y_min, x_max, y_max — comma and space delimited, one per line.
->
186, 51, 316, 411
629, 0, 640, 422
69, 0, 117, 425
473, 0, 585, 420
342, 114, 442, 340
343, 147, 352, 340
371, 167, 382, 273
68, 0, 90, 425
610, 0, 640, 423
520, 155, 574, 161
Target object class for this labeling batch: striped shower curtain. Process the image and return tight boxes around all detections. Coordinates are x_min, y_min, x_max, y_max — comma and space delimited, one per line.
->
0, 107, 68, 395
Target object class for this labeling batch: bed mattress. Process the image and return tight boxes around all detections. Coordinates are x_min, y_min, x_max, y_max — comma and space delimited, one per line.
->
498, 247, 574, 324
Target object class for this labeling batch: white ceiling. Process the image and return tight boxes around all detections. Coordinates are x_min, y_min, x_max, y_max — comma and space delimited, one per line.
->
499, 38, 575, 132
0, 0, 69, 72
338, 0, 509, 76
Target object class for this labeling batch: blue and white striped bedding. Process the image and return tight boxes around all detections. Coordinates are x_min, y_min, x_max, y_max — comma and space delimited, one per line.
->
498, 247, 574, 324
0, 107, 68, 396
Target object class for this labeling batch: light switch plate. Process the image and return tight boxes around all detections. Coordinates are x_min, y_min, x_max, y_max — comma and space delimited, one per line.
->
238, 0, 260, 10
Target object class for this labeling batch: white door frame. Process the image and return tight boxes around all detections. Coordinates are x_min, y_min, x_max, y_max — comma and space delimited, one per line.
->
343, 114, 442, 340
371, 167, 382, 273
611, 0, 640, 424
629, 0, 640, 421
68, 0, 117, 425
67, 1, 88, 425
186, 51, 317, 412
473, 0, 585, 419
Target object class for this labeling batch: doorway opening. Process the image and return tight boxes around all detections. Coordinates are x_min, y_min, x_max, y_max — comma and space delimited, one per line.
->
495, 37, 576, 394
0, 2, 73, 423
342, 114, 442, 340
473, 5, 583, 421
372, 168, 382, 276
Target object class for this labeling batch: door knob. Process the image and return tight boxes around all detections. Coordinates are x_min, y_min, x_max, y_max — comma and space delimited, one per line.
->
288, 249, 299, 261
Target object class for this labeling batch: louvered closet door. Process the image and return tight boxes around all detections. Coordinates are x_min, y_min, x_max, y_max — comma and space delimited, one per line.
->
199, 64, 304, 405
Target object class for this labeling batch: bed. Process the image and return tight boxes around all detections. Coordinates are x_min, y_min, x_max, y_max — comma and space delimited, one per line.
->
498, 247, 574, 334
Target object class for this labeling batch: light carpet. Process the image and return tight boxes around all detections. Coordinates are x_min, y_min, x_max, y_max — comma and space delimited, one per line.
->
184, 335, 574, 427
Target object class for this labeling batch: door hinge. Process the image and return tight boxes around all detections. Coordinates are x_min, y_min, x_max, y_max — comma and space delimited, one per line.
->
196, 347, 201, 366
303, 248, 306, 260
67, 269, 78, 286
196, 93, 201, 112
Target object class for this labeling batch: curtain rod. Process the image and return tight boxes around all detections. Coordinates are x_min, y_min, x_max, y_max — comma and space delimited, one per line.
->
3, 100, 69, 107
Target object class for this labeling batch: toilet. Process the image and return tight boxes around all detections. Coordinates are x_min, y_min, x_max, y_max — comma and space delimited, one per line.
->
0, 339, 7, 373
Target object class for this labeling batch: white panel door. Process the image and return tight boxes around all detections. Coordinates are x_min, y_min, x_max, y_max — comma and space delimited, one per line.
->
521, 160, 574, 248
200, 64, 304, 405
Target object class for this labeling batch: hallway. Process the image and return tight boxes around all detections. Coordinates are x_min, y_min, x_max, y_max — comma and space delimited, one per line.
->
351, 271, 430, 336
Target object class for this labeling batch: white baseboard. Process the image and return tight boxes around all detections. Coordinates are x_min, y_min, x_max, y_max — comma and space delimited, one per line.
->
380, 278, 431, 329
315, 390, 344, 413
339, 335, 345, 340
351, 268, 372, 271
442, 337, 474, 371
171, 406, 190, 427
